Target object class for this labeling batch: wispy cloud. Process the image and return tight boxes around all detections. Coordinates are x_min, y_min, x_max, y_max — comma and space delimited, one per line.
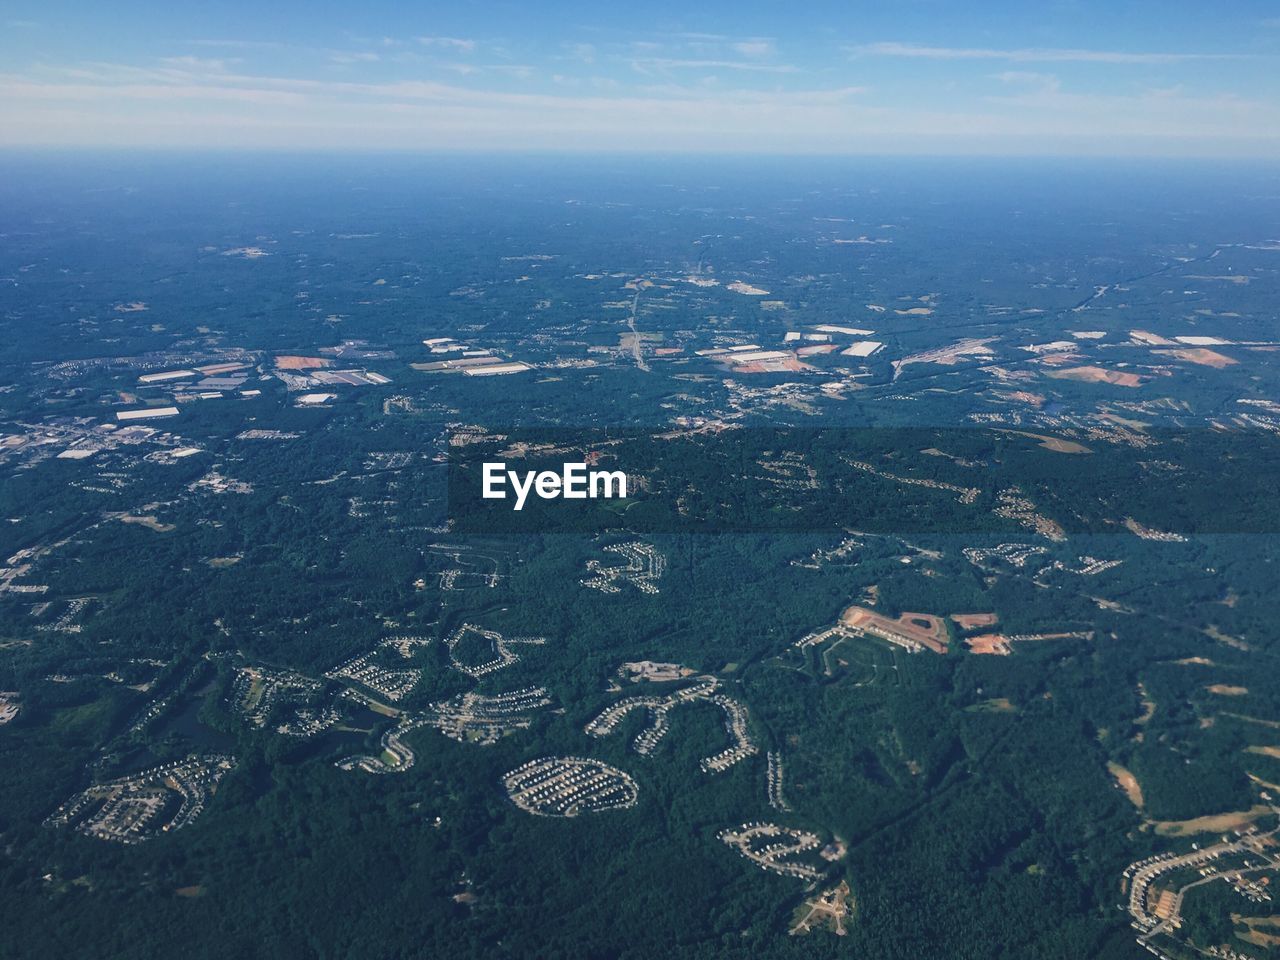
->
330, 51, 381, 64
158, 56, 238, 72
732, 40, 776, 58
417, 36, 476, 53
630, 58, 799, 74
2, 23, 1276, 157
565, 42, 597, 65
0, 75, 308, 106
3, 68, 1275, 156
190, 39, 288, 51
852, 41, 1244, 64
991, 71, 1061, 91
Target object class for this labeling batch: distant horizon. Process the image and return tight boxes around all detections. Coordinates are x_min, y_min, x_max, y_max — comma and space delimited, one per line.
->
3, 145, 1280, 164
2, 1, 1279, 157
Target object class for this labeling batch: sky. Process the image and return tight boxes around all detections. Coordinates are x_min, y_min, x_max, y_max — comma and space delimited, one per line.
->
2, 1, 1280, 156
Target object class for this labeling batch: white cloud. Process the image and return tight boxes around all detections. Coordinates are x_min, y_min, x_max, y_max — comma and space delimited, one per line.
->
489, 64, 535, 79
731, 40, 775, 58
630, 58, 798, 74
417, 36, 476, 53
566, 43, 596, 64
158, 56, 237, 72
981, 84, 1274, 141
0, 77, 307, 106
992, 71, 1061, 91
2, 49, 1276, 156
190, 39, 288, 51
853, 41, 1244, 64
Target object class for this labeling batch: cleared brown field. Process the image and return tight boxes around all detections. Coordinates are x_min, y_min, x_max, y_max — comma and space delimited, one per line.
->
996, 390, 1046, 407
1002, 430, 1092, 454
1249, 772, 1280, 793
951, 612, 999, 630
1136, 683, 1156, 725
1240, 918, 1280, 950
734, 356, 812, 374
1205, 625, 1249, 650
1152, 804, 1272, 837
275, 355, 331, 370
119, 515, 175, 533
1226, 712, 1280, 730
965, 633, 1010, 655
840, 606, 949, 654
1154, 348, 1237, 369
1098, 411, 1149, 431
1046, 365, 1144, 388
1107, 761, 1144, 810
1206, 684, 1249, 696
967, 697, 1016, 713
1036, 353, 1079, 367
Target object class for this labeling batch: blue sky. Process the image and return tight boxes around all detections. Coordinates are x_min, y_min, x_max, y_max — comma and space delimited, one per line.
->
2, 1, 1279, 155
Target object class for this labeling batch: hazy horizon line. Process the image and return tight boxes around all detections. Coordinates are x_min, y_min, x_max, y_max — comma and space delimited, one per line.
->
2, 144, 1279, 163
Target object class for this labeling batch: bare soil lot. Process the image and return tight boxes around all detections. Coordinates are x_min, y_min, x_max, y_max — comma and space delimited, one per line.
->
840, 606, 949, 654
1046, 366, 1144, 388
1154, 348, 1237, 369
951, 612, 998, 630
1107, 761, 1144, 810
1151, 804, 1273, 837
275, 355, 331, 370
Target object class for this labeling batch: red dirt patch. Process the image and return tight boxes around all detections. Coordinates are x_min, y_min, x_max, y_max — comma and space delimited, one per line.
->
733, 357, 813, 374
1046, 366, 1144, 388
840, 606, 949, 654
965, 633, 1011, 655
1206, 684, 1249, 696
951, 613, 999, 630
1154, 348, 1237, 369
275, 355, 331, 370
